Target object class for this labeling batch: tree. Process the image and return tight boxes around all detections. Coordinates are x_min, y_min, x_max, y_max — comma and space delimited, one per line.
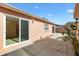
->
63, 21, 79, 55
63, 22, 76, 41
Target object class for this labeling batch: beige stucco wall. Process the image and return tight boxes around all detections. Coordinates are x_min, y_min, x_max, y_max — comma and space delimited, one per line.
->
0, 12, 4, 50
30, 20, 53, 42
0, 12, 54, 55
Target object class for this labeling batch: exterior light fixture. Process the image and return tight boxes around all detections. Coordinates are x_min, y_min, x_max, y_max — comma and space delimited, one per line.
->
75, 18, 79, 23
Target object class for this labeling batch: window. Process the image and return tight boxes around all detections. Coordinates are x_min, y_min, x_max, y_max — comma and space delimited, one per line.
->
44, 24, 48, 30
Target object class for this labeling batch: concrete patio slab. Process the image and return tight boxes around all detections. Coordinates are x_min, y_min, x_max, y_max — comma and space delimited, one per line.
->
5, 49, 29, 56
5, 36, 75, 56
23, 38, 53, 55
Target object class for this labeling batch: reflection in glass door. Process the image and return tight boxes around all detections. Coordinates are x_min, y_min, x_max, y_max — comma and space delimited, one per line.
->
21, 20, 29, 42
6, 15, 19, 46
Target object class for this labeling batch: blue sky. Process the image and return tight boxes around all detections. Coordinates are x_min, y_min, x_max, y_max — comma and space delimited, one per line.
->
9, 3, 75, 25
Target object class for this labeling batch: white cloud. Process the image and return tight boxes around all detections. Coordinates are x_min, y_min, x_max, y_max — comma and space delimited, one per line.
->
47, 14, 52, 17
71, 16, 73, 18
35, 6, 39, 8
67, 9, 74, 13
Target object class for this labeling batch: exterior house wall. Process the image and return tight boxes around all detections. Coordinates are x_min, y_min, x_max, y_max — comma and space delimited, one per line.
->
74, 3, 79, 41
0, 4, 54, 55
0, 12, 4, 50
30, 20, 53, 42
74, 3, 79, 18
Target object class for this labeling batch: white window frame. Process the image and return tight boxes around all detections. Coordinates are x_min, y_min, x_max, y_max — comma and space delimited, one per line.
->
44, 24, 49, 31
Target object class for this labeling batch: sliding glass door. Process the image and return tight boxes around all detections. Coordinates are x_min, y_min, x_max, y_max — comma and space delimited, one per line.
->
6, 15, 29, 46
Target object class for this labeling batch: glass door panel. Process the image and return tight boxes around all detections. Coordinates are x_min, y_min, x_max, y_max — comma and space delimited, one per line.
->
6, 15, 19, 46
21, 20, 29, 42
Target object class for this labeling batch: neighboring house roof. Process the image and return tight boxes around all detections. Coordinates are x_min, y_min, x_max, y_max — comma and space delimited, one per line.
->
0, 3, 55, 25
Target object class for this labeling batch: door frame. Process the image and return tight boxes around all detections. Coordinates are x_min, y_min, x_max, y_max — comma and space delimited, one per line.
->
3, 14, 30, 48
